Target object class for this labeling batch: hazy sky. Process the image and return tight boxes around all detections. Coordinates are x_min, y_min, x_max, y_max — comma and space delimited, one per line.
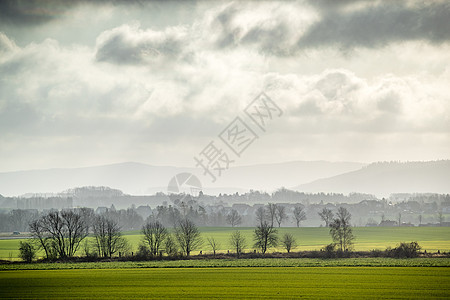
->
0, 0, 449, 172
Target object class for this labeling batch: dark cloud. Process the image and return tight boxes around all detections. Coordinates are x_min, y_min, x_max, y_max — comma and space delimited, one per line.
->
207, 1, 450, 55
0, 0, 146, 26
208, 2, 302, 56
308, 0, 372, 12
298, 1, 450, 49
95, 25, 186, 65
0, 0, 75, 26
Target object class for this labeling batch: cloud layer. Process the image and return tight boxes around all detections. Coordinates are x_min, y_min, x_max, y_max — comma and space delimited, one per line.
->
0, 0, 449, 172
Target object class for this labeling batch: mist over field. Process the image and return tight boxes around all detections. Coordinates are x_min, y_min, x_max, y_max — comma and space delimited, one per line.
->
0, 160, 449, 198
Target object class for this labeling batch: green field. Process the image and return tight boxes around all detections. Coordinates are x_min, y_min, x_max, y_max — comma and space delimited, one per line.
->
1, 267, 449, 299
1, 258, 450, 271
1, 227, 449, 260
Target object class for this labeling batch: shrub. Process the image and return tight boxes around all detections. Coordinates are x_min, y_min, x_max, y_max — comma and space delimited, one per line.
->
322, 243, 337, 258
18, 241, 36, 263
388, 242, 421, 258
369, 249, 384, 257
136, 243, 151, 259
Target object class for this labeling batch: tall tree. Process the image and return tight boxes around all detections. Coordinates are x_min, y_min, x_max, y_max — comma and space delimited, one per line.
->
253, 221, 278, 254
175, 219, 202, 256
142, 220, 168, 256
29, 219, 53, 260
226, 209, 242, 227
92, 215, 128, 258
293, 206, 307, 227
39, 210, 88, 258
329, 207, 355, 252
78, 207, 95, 235
318, 208, 333, 227
229, 230, 246, 258
274, 205, 287, 227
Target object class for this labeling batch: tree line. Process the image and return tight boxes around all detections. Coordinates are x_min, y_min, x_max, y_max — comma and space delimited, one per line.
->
2, 189, 449, 233
18, 205, 356, 262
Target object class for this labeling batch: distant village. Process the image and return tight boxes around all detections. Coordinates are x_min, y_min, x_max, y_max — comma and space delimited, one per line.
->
0, 186, 449, 233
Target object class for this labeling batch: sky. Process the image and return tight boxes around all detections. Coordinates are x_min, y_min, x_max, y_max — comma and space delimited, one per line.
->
0, 0, 449, 173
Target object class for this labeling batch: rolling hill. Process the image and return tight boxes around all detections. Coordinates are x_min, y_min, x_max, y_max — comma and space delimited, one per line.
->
296, 160, 450, 197
0, 161, 365, 197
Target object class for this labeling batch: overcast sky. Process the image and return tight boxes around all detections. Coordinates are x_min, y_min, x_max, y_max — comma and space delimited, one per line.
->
0, 0, 449, 172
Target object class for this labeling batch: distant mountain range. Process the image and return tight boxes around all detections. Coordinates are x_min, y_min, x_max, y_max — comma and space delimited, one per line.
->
0, 160, 448, 198
295, 160, 450, 197
0, 161, 364, 197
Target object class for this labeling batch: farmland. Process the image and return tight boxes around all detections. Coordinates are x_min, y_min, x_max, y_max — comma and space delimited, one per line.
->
1, 258, 449, 270
1, 267, 449, 299
1, 227, 449, 260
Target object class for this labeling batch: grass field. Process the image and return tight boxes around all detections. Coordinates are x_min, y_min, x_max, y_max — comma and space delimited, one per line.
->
1, 258, 450, 271
1, 227, 449, 260
1, 267, 449, 299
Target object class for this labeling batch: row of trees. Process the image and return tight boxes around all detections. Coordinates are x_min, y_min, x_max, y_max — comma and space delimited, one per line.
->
27, 210, 130, 260
253, 203, 307, 227
252, 206, 354, 254
20, 206, 355, 261
140, 219, 297, 258
0, 207, 142, 233
226, 204, 342, 229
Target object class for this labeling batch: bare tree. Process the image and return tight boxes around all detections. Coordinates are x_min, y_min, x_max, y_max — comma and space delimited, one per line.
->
142, 220, 168, 256
318, 208, 333, 227
253, 221, 278, 254
329, 207, 355, 252
266, 203, 277, 227
207, 236, 220, 257
226, 210, 242, 227
398, 213, 402, 227
274, 205, 287, 227
418, 214, 422, 225
92, 215, 128, 258
29, 219, 53, 260
281, 233, 297, 253
175, 219, 202, 256
78, 207, 95, 234
293, 206, 307, 227
229, 230, 246, 258
255, 207, 266, 226
38, 210, 87, 259
61, 210, 88, 258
